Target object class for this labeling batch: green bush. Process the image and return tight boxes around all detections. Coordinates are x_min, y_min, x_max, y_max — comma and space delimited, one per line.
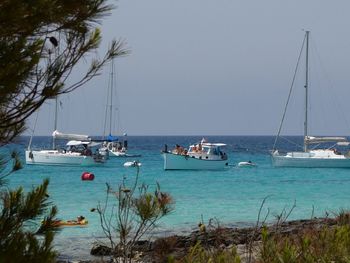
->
259, 224, 350, 263
173, 242, 241, 263
0, 179, 58, 263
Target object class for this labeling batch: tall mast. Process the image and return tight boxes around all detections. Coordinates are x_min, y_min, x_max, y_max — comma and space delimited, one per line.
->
53, 97, 58, 149
109, 59, 114, 136
304, 31, 310, 152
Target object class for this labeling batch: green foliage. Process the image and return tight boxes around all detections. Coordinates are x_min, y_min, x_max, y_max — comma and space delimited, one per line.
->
0, 150, 23, 187
0, 0, 128, 144
11, 151, 23, 171
0, 1, 126, 262
95, 164, 174, 262
259, 226, 278, 262
259, 224, 350, 263
175, 242, 241, 263
134, 184, 173, 221
0, 178, 58, 263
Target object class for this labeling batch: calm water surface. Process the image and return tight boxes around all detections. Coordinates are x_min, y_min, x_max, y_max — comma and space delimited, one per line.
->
6, 136, 350, 260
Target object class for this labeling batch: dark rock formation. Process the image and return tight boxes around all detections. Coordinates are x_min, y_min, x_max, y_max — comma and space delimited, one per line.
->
90, 244, 112, 256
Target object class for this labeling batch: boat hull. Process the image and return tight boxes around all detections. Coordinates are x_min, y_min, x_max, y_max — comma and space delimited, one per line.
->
108, 150, 141, 158
272, 154, 350, 168
108, 150, 127, 157
162, 152, 229, 170
25, 150, 104, 166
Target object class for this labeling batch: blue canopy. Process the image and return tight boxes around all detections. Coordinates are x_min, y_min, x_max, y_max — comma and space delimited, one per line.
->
107, 134, 118, 142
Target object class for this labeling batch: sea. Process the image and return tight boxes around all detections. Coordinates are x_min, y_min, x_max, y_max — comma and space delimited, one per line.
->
4, 135, 350, 260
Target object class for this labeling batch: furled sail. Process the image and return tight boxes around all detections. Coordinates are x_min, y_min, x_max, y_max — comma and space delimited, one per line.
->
52, 130, 90, 141
305, 136, 348, 144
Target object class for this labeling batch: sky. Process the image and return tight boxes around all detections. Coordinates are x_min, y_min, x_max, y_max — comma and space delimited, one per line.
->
27, 0, 350, 136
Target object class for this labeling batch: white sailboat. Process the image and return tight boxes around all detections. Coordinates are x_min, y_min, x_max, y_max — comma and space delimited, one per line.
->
26, 99, 106, 166
271, 31, 350, 168
101, 59, 140, 158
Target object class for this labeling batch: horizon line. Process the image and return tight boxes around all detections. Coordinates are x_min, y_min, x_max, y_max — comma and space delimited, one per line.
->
19, 134, 350, 137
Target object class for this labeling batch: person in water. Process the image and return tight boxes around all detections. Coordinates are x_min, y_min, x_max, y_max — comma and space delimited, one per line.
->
77, 216, 86, 224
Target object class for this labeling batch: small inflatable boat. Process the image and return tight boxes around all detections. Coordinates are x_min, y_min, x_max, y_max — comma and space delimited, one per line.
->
238, 161, 257, 167
123, 161, 142, 167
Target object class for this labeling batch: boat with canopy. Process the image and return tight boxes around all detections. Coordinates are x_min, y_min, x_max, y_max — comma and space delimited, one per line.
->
162, 138, 229, 170
100, 59, 140, 158
26, 97, 106, 166
26, 130, 105, 166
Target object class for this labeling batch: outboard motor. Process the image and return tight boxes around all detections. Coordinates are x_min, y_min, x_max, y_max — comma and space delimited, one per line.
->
123, 140, 128, 150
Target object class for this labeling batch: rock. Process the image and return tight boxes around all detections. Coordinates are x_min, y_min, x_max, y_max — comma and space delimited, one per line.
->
133, 240, 152, 252
90, 244, 112, 256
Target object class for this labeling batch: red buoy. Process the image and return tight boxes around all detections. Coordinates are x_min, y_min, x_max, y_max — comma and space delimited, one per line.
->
81, 172, 95, 181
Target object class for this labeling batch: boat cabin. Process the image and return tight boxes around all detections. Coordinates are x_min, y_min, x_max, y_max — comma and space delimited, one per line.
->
188, 143, 227, 160
65, 140, 101, 156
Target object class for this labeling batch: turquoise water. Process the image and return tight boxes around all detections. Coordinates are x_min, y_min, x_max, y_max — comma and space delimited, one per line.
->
5, 136, 350, 259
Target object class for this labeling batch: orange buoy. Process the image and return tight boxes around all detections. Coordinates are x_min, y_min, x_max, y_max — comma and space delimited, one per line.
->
81, 171, 94, 181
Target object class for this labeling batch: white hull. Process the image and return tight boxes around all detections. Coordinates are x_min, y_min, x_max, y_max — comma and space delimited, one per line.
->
25, 150, 104, 166
272, 32, 350, 169
162, 152, 229, 170
272, 152, 350, 168
238, 162, 257, 167
108, 150, 127, 157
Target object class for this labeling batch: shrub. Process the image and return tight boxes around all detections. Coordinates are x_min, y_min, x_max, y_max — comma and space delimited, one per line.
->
94, 164, 174, 263
259, 224, 350, 263
174, 241, 241, 263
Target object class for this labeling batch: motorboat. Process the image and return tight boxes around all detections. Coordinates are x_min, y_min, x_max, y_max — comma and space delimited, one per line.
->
26, 131, 105, 166
271, 31, 350, 168
123, 161, 142, 167
162, 139, 229, 170
99, 136, 141, 158
101, 135, 128, 158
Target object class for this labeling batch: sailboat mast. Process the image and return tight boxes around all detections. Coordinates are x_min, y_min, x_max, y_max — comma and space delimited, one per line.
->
109, 59, 114, 136
304, 31, 310, 152
53, 97, 58, 149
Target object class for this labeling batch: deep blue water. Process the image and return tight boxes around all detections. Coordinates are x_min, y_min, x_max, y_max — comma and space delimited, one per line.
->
4, 136, 350, 260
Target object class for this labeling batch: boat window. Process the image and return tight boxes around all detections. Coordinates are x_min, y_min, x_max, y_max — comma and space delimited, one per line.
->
202, 146, 210, 154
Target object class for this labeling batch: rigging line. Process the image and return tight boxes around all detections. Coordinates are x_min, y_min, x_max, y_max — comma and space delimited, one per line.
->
102, 92, 109, 139
28, 110, 40, 150
279, 136, 303, 150
113, 61, 119, 135
109, 58, 114, 136
309, 42, 329, 135
311, 37, 350, 134
272, 34, 306, 151
102, 60, 113, 139
116, 69, 123, 135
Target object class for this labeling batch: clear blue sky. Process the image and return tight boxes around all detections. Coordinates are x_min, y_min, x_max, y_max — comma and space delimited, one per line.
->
28, 0, 350, 136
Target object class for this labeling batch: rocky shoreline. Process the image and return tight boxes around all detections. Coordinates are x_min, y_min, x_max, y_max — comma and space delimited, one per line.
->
57, 217, 338, 263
